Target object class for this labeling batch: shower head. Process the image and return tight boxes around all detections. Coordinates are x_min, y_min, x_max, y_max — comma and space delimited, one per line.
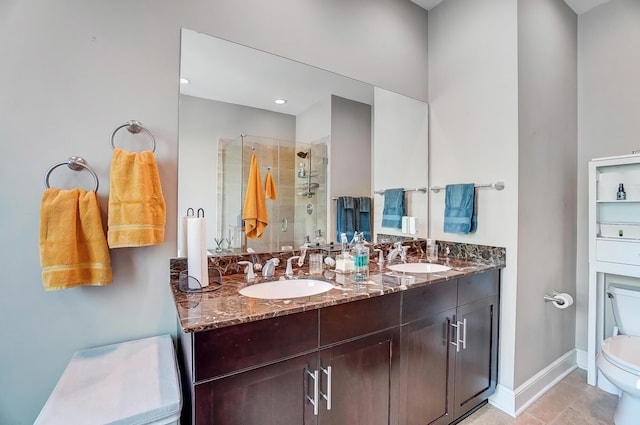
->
296, 151, 308, 159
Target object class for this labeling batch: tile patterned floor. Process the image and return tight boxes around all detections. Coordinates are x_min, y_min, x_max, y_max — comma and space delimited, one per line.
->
458, 369, 619, 425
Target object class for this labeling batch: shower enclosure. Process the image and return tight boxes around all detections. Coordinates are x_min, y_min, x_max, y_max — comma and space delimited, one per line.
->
217, 134, 328, 253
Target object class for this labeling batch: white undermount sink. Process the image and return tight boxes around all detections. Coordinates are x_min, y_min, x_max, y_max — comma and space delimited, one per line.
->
387, 263, 451, 274
239, 279, 334, 299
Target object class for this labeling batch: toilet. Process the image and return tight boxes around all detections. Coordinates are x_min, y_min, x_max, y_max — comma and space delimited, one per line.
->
596, 283, 640, 425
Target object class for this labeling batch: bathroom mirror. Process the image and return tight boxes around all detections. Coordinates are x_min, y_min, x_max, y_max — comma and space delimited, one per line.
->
178, 28, 429, 255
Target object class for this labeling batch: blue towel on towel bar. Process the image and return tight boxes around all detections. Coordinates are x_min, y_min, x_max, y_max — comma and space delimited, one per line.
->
336, 196, 357, 242
358, 197, 372, 241
381, 188, 405, 229
444, 184, 476, 234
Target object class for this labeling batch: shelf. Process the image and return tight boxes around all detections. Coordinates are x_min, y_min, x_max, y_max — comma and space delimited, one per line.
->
596, 200, 640, 203
596, 236, 640, 242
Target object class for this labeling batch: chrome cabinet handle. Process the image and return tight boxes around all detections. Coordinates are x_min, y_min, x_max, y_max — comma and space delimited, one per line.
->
450, 320, 461, 352
461, 318, 467, 350
306, 369, 319, 416
281, 218, 288, 232
320, 365, 332, 410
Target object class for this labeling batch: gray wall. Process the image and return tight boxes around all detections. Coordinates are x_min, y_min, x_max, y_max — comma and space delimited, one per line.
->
429, 0, 577, 408
576, 0, 640, 352
329, 95, 372, 239
516, 0, 577, 386
0, 1, 428, 423
428, 0, 520, 391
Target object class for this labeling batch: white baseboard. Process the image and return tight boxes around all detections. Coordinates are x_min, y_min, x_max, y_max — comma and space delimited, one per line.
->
576, 348, 588, 370
489, 349, 577, 417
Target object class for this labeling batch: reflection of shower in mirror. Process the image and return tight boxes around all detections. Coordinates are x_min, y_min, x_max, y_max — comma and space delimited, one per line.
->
217, 134, 328, 253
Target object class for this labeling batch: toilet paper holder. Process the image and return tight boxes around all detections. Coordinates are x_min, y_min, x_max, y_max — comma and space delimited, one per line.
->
544, 291, 568, 305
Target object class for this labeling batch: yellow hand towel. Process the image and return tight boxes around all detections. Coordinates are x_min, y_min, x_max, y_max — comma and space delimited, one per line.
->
265, 171, 277, 200
242, 153, 268, 239
107, 148, 166, 248
39, 188, 112, 290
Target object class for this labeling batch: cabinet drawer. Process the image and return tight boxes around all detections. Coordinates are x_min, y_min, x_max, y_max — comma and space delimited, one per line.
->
401, 280, 457, 324
457, 270, 499, 306
320, 292, 401, 346
596, 239, 640, 266
192, 310, 318, 382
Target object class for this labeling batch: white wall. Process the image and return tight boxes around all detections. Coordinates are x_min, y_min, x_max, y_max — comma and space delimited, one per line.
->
428, 0, 520, 391
0, 1, 429, 423
576, 0, 640, 352
372, 87, 429, 240
516, 0, 577, 388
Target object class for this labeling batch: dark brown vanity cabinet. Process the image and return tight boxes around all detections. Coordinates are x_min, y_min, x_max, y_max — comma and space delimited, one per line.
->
317, 293, 401, 425
178, 271, 499, 425
399, 270, 500, 425
452, 272, 500, 419
180, 293, 401, 425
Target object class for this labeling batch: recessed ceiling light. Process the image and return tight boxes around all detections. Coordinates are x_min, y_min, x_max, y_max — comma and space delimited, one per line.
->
274, 99, 287, 105
180, 77, 190, 84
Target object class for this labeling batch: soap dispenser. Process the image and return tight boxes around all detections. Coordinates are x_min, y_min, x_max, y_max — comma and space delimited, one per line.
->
351, 232, 369, 282
335, 233, 354, 274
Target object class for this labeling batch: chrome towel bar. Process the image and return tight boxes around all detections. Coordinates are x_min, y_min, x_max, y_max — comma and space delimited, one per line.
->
430, 181, 505, 193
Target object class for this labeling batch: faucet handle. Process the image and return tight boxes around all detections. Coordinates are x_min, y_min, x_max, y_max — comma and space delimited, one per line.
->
374, 248, 384, 265
238, 261, 255, 281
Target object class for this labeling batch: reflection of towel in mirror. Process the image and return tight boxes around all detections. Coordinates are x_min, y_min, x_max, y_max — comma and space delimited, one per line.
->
381, 188, 405, 229
107, 148, 166, 247
265, 171, 277, 200
336, 196, 357, 241
243, 154, 268, 239
444, 183, 477, 234
358, 196, 372, 242
40, 188, 112, 290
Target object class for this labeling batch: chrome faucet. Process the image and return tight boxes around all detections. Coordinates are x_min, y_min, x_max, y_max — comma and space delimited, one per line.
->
238, 261, 255, 281
286, 256, 300, 277
387, 242, 404, 264
298, 244, 308, 267
262, 258, 279, 278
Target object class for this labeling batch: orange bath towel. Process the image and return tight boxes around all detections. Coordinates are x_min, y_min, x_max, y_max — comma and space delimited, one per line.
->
265, 171, 277, 200
39, 188, 112, 290
107, 148, 166, 248
242, 154, 268, 239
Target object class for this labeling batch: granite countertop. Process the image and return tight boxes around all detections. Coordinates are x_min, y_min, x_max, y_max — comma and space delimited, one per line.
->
170, 257, 504, 333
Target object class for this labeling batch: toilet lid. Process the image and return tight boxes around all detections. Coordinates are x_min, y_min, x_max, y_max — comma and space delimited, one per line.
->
601, 335, 640, 374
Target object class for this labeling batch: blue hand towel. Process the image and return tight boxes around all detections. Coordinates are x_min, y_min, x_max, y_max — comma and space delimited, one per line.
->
357, 196, 372, 242
381, 188, 405, 229
336, 196, 357, 241
444, 184, 477, 234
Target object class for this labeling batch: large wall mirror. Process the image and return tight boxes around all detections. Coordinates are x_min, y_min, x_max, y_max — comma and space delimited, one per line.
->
178, 28, 429, 256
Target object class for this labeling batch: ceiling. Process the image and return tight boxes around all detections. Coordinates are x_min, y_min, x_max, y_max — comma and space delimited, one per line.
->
180, 29, 373, 116
410, 0, 612, 15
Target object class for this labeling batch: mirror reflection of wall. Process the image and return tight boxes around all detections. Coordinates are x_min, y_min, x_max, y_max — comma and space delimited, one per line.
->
178, 28, 429, 256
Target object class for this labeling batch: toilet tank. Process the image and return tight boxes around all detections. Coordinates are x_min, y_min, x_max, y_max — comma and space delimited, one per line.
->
609, 283, 640, 336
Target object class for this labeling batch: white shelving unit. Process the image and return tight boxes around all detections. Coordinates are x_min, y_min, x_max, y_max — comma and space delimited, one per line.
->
587, 153, 640, 387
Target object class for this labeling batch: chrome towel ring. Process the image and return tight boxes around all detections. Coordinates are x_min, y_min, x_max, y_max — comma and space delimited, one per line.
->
110, 120, 156, 153
44, 156, 99, 192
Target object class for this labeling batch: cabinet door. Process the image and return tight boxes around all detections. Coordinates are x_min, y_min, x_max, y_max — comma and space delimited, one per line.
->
453, 295, 499, 419
400, 308, 456, 425
318, 330, 398, 425
193, 352, 318, 425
